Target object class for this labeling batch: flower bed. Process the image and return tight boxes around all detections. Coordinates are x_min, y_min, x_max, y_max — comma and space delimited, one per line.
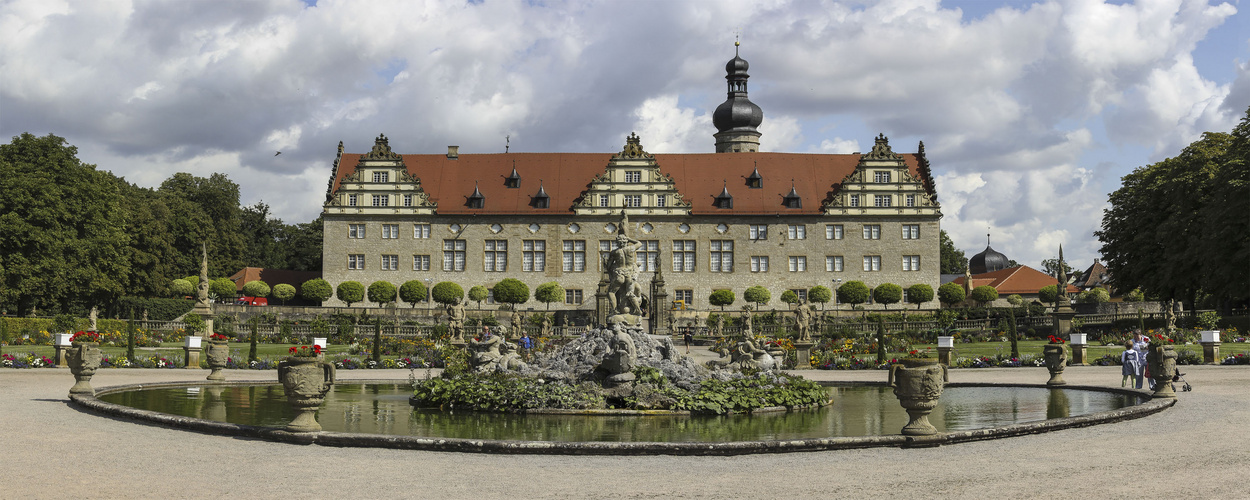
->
2, 352, 56, 368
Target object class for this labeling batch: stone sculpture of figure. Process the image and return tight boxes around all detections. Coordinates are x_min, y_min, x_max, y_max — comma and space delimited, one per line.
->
1165, 300, 1177, 333
497, 341, 527, 371
714, 314, 725, 337
540, 314, 552, 337
142, 309, 149, 323
196, 243, 211, 309
605, 212, 645, 317
89, 306, 98, 332
510, 309, 524, 338
468, 335, 504, 373
740, 308, 753, 336
601, 322, 638, 387
731, 338, 776, 370
795, 303, 813, 342
446, 298, 466, 341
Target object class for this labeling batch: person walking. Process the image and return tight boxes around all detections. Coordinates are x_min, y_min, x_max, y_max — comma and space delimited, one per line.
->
683, 329, 694, 354
1121, 341, 1143, 388
520, 332, 533, 360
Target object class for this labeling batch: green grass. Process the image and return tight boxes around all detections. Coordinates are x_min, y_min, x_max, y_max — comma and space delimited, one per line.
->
3, 342, 361, 361
909, 340, 1250, 359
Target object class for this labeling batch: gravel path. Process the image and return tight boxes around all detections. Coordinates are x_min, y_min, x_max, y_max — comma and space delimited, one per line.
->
3, 364, 1248, 499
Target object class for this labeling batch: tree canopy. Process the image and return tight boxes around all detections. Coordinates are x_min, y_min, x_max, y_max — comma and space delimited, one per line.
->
399, 280, 428, 307
939, 230, 967, 274
873, 283, 903, 309
301, 278, 332, 303
534, 282, 564, 310
808, 285, 832, 309
367, 281, 397, 306
272, 283, 296, 304
708, 289, 735, 311
492, 279, 530, 309
468, 285, 489, 309
905, 284, 934, 309
970, 285, 999, 306
336, 281, 364, 307
743, 286, 771, 307
836, 281, 869, 309
241, 280, 270, 298
431, 282, 464, 305
937, 282, 965, 307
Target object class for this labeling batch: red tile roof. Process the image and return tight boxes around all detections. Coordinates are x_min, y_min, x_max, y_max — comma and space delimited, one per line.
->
331, 151, 927, 215
952, 265, 1079, 295
229, 267, 322, 291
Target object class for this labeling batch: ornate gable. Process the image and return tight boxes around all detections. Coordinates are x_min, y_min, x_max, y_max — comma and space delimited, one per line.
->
325, 133, 436, 215
821, 133, 940, 217
574, 133, 691, 216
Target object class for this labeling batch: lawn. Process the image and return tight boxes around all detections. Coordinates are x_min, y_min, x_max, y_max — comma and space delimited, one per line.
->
909, 339, 1250, 359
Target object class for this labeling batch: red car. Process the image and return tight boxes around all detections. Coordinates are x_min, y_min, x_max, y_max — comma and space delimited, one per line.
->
237, 296, 268, 306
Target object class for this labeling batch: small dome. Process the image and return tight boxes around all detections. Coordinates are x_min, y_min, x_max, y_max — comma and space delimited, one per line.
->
969, 245, 1010, 274
726, 54, 748, 75
713, 98, 764, 133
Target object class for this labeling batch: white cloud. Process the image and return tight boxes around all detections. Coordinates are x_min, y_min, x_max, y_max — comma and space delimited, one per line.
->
630, 94, 711, 153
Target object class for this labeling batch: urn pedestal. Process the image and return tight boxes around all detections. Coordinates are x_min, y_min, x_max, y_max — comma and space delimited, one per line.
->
936, 336, 954, 366
67, 342, 102, 396
1147, 345, 1178, 399
1069, 334, 1088, 366
277, 356, 336, 432
205, 340, 229, 381
792, 342, 814, 370
887, 358, 948, 436
1200, 331, 1221, 365
1043, 344, 1068, 386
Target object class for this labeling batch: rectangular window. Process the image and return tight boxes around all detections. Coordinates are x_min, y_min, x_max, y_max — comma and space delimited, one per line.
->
380, 254, 399, 271
599, 194, 610, 207
874, 171, 892, 183
848, 194, 859, 207
523, 240, 546, 272
624, 194, 642, 207
656, 195, 667, 207
902, 224, 920, 239
562, 240, 586, 272
863, 225, 881, 239
403, 194, 413, 207
348, 224, 366, 239
787, 224, 806, 240
674, 289, 693, 305
710, 240, 733, 273
348, 194, 358, 207
749, 224, 768, 240
624, 171, 641, 183
413, 255, 430, 271
789, 289, 808, 302
750, 256, 769, 273
863, 255, 881, 272
565, 289, 583, 305
347, 254, 365, 270
484, 240, 507, 272
789, 256, 807, 272
637, 240, 659, 272
672, 240, 695, 272
903, 255, 921, 271
442, 240, 465, 272
372, 171, 389, 183
826, 256, 844, 272
826, 224, 843, 240
381, 224, 399, 239
414, 224, 431, 239
874, 195, 892, 207
372, 194, 389, 207
906, 194, 916, 207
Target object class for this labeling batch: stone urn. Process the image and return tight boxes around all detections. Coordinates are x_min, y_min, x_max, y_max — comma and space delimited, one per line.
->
887, 358, 948, 436
1043, 344, 1068, 386
67, 342, 102, 396
1146, 344, 1178, 399
277, 356, 336, 432
205, 339, 230, 381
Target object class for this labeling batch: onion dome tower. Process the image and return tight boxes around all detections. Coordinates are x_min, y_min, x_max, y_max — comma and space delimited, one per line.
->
713, 41, 764, 153
969, 233, 1010, 274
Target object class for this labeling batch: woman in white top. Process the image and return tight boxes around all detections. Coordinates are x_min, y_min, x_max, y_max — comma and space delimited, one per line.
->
1121, 341, 1142, 388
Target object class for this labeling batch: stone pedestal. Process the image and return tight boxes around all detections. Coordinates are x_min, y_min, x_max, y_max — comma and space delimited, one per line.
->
1200, 331, 1221, 365
936, 336, 954, 366
793, 342, 814, 370
54, 333, 73, 367
1052, 306, 1076, 336
184, 336, 203, 369
1069, 334, 1088, 366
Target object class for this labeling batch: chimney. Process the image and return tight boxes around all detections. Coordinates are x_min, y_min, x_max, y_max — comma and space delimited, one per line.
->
447, 146, 459, 159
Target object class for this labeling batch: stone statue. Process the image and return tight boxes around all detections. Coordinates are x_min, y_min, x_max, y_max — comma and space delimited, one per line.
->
714, 314, 725, 337
540, 314, 552, 337
795, 303, 813, 342
740, 308, 753, 336
1165, 299, 1177, 333
142, 309, 149, 322
600, 322, 638, 387
1056, 245, 1070, 304
446, 298, 466, 341
510, 309, 524, 338
88, 306, 98, 332
497, 341, 527, 371
468, 335, 504, 373
727, 338, 776, 370
195, 243, 211, 309
605, 211, 646, 320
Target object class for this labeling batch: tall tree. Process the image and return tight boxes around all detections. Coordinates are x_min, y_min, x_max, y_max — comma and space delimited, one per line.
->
158, 172, 246, 278
939, 230, 967, 274
1198, 107, 1249, 309
1040, 258, 1074, 279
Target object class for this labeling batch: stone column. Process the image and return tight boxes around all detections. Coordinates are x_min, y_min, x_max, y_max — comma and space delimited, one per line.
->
1069, 333, 1088, 366
1200, 330, 1221, 364
937, 336, 953, 366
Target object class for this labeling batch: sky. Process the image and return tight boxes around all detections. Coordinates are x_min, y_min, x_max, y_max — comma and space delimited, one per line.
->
2, 0, 1246, 272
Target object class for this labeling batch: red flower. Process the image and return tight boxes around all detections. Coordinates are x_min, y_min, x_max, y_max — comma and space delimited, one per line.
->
289, 346, 298, 354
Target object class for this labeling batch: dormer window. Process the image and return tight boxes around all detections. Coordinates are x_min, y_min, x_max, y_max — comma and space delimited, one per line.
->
782, 185, 802, 209
746, 167, 763, 189
373, 171, 389, 183
505, 167, 521, 188
714, 184, 733, 209
467, 183, 485, 209
532, 183, 550, 209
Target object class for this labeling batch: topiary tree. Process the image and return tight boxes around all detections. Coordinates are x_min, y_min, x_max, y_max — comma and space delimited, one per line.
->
170, 279, 194, 298
808, 285, 832, 310
468, 285, 489, 309
937, 282, 966, 307
743, 286, 771, 308
184, 275, 200, 291
1123, 288, 1145, 302
836, 281, 870, 312
1037, 284, 1059, 306
971, 285, 999, 307
534, 282, 564, 311
336, 281, 365, 307
431, 281, 465, 305
1078, 288, 1110, 304
780, 290, 800, 307
1007, 294, 1024, 308
272, 284, 296, 305
241, 280, 270, 298
399, 280, 428, 308
301, 278, 333, 304
708, 289, 735, 312
210, 278, 237, 303
492, 278, 530, 310
906, 284, 934, 309
873, 283, 902, 310
367, 281, 397, 307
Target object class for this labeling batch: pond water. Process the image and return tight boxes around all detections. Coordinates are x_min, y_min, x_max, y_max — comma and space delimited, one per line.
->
99, 383, 1142, 442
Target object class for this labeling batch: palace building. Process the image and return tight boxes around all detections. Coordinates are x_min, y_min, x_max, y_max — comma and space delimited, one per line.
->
320, 47, 943, 315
